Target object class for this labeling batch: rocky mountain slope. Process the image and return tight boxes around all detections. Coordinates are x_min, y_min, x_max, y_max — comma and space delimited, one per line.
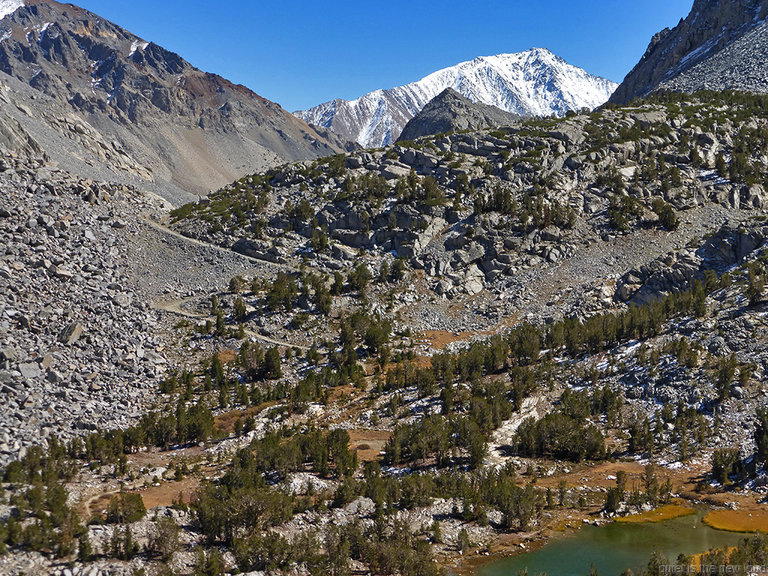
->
610, 0, 768, 104
0, 153, 283, 465
296, 48, 617, 148
0, 0, 348, 205
4, 88, 768, 575
0, 154, 168, 460
146, 90, 768, 574
174, 91, 768, 325
397, 88, 520, 142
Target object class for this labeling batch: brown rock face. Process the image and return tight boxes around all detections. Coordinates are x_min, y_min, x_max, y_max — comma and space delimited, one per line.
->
0, 0, 349, 204
610, 0, 768, 104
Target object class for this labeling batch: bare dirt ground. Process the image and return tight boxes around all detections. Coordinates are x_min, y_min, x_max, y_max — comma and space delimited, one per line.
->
419, 315, 520, 351
139, 477, 199, 509
214, 402, 278, 434
348, 429, 392, 462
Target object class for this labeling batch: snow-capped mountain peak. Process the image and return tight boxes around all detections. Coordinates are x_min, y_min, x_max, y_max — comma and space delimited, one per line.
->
0, 0, 23, 20
296, 48, 617, 148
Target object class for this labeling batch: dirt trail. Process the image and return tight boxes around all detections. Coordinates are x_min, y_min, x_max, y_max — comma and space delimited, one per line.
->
151, 297, 310, 351
152, 296, 201, 318
142, 215, 300, 274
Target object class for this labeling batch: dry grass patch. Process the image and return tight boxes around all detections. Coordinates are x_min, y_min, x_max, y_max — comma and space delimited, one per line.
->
348, 429, 391, 462
140, 477, 199, 509
419, 315, 519, 351
421, 330, 473, 350
214, 402, 276, 434
703, 508, 768, 532
217, 349, 237, 363
327, 384, 360, 404
86, 492, 117, 519
617, 503, 696, 523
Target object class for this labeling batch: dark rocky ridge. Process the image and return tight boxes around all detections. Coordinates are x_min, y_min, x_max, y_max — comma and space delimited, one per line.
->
0, 0, 350, 205
397, 88, 520, 142
610, 0, 768, 104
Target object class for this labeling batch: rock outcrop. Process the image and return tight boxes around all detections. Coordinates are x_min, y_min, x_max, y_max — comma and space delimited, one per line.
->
173, 93, 768, 316
398, 88, 519, 142
610, 0, 768, 104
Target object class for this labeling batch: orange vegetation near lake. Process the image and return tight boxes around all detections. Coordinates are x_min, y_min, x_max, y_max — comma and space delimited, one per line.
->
703, 508, 768, 532
616, 503, 696, 524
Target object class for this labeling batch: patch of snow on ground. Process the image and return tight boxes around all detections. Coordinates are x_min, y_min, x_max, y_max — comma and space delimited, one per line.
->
129, 39, 148, 57
618, 340, 641, 360
666, 29, 729, 80
486, 395, 547, 468
0, 0, 22, 21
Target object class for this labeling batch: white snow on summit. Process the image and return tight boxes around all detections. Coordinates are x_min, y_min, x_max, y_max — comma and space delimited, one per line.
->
0, 0, 23, 20
296, 48, 618, 148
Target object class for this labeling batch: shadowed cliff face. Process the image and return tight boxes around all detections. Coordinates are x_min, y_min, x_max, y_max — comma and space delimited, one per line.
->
610, 0, 768, 104
0, 0, 348, 204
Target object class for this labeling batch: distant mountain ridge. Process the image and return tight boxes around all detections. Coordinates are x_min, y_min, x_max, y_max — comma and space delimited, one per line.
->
296, 48, 617, 148
397, 88, 519, 142
610, 0, 768, 104
0, 0, 348, 204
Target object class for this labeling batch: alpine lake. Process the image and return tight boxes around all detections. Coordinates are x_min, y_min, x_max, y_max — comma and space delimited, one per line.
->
478, 510, 751, 576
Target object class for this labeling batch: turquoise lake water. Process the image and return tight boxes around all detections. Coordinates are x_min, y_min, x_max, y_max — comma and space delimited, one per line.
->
478, 512, 749, 576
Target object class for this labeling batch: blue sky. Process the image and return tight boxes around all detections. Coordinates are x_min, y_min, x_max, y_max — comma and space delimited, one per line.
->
73, 1, 693, 112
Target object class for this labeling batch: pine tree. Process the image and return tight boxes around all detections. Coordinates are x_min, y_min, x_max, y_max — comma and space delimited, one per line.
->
233, 296, 247, 321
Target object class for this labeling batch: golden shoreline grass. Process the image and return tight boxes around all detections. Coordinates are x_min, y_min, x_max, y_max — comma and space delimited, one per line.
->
703, 509, 768, 533
616, 503, 697, 524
